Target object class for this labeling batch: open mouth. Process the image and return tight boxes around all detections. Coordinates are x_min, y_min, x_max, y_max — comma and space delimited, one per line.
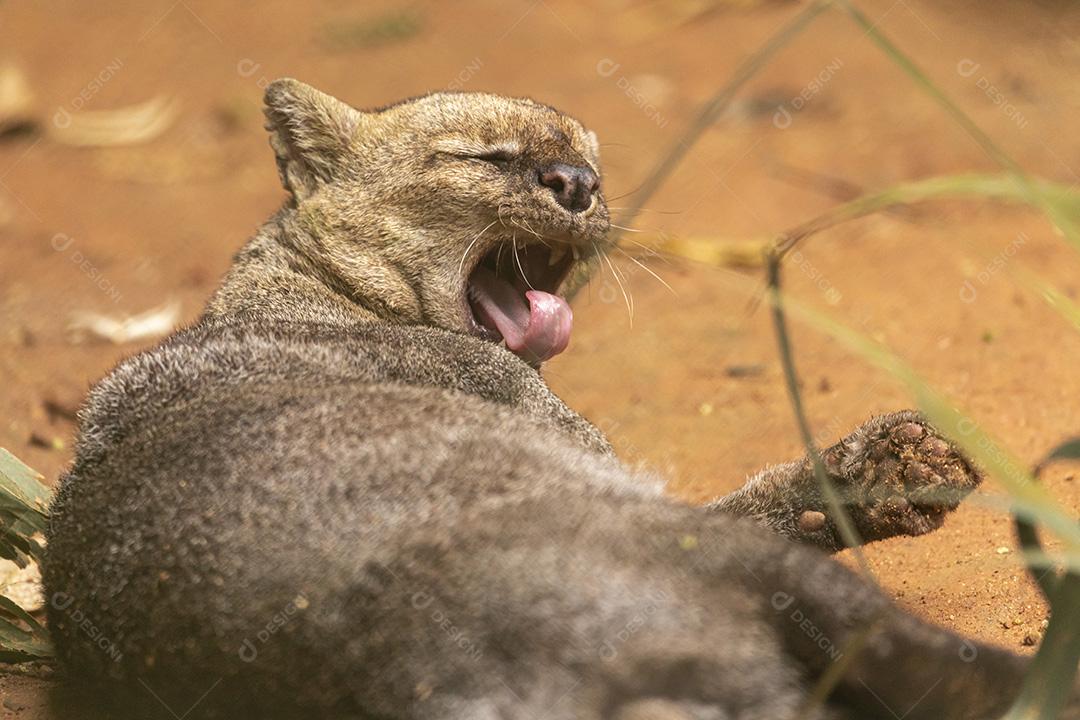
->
466, 241, 577, 366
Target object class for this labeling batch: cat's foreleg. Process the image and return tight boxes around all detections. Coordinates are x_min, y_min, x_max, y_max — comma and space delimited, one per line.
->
709, 411, 982, 551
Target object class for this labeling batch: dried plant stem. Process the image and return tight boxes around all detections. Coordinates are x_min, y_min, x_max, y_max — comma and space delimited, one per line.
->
566, 0, 832, 299
765, 258, 872, 576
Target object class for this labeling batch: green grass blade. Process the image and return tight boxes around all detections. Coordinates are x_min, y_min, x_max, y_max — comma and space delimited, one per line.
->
770, 294, 1079, 549
0, 449, 51, 570
0, 449, 51, 521
1003, 570, 1080, 720
0, 596, 46, 638
1003, 442, 1080, 720
775, 173, 1080, 257
1037, 440, 1080, 468
0, 596, 52, 662
1005, 266, 1080, 344
765, 284, 1080, 717
0, 614, 51, 662
565, 0, 832, 300
0, 449, 54, 662
766, 260, 872, 569
835, 0, 1080, 250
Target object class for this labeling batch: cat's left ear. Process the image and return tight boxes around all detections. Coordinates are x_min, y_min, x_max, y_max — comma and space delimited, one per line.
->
263, 78, 365, 200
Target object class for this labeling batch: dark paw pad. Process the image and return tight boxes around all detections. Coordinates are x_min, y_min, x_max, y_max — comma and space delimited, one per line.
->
822, 411, 982, 543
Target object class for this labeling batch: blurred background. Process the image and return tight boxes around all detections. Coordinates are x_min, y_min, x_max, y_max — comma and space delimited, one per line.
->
2, 0, 1079, 701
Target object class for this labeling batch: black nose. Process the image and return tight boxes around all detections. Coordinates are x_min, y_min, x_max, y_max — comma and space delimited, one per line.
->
538, 163, 599, 213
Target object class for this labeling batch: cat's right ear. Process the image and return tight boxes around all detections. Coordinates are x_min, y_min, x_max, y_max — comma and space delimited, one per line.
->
263, 78, 365, 201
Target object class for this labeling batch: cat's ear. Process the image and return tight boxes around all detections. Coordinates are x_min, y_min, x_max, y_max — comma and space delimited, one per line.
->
263, 78, 364, 200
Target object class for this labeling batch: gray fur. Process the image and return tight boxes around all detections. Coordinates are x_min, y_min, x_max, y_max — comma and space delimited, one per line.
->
43, 80, 1049, 719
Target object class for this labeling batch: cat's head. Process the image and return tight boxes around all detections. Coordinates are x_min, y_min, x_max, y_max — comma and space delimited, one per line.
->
263, 78, 611, 365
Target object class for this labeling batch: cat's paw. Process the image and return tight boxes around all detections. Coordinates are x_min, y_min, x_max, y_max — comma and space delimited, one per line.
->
799, 410, 982, 545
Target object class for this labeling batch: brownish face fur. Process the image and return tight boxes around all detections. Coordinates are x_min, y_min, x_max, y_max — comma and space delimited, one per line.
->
262, 78, 611, 338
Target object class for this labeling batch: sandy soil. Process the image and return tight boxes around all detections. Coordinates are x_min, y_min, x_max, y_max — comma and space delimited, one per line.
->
1, 0, 1079, 716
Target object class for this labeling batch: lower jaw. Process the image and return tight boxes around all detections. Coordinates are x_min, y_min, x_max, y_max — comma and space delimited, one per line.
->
460, 239, 585, 362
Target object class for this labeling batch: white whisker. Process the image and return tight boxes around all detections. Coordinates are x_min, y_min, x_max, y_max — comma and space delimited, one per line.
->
458, 219, 499, 276
496, 242, 508, 275
516, 217, 551, 247
612, 260, 635, 319
497, 203, 513, 228
606, 207, 681, 215
617, 236, 669, 258
512, 236, 535, 290
510, 217, 540, 239
614, 246, 676, 295
594, 240, 633, 324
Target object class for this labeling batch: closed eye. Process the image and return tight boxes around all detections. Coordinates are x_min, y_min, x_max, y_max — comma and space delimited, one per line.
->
432, 139, 522, 166
469, 148, 517, 165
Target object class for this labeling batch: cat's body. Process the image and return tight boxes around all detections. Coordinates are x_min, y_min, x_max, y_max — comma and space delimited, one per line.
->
43, 80, 1044, 719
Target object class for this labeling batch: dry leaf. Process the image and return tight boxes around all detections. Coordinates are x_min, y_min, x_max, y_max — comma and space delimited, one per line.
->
0, 559, 43, 613
50, 95, 179, 147
68, 300, 180, 344
0, 64, 36, 137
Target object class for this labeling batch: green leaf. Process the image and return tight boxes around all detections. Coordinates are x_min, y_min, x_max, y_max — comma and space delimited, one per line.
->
0, 596, 46, 637
1002, 573, 1080, 720
769, 173, 1080, 258
835, 0, 1080, 252
0, 449, 54, 662
0, 613, 51, 662
0, 449, 51, 523
1002, 438, 1080, 720
1039, 439, 1080, 467
0, 595, 52, 664
772, 292, 1080, 549
0, 448, 52, 570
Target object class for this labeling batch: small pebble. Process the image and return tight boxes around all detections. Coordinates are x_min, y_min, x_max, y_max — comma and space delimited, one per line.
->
724, 364, 764, 378
27, 433, 65, 451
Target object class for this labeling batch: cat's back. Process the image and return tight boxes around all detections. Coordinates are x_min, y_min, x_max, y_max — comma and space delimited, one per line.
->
69, 318, 610, 471
52, 317, 633, 541
43, 317, 654, 688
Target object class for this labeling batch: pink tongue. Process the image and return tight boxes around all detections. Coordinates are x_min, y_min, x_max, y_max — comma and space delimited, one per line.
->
468, 265, 572, 364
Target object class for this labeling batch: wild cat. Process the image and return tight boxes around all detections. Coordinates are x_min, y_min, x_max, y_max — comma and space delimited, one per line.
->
43, 79, 1051, 719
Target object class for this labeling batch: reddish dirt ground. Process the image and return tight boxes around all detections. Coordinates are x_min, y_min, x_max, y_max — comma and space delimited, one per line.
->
1, 0, 1079, 716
